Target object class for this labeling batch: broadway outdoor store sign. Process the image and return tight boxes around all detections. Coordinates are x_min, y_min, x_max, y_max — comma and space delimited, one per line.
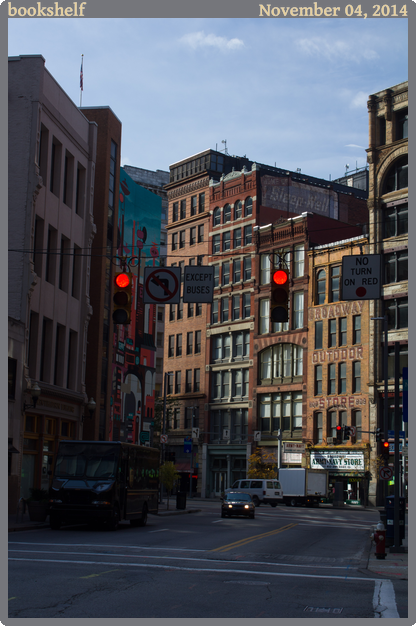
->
310, 450, 365, 472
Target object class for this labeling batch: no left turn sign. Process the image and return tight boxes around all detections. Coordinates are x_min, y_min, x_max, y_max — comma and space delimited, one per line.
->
144, 267, 181, 304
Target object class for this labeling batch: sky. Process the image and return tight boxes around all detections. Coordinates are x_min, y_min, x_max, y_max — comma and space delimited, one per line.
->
8, 16, 408, 182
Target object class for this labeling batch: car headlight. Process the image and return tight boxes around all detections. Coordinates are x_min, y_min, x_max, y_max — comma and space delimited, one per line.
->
94, 483, 111, 493
228, 504, 233, 508
244, 504, 249, 509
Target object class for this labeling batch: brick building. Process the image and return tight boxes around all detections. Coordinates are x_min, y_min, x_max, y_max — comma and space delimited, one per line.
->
366, 81, 408, 505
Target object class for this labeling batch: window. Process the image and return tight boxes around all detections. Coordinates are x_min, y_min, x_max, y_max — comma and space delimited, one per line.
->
385, 297, 408, 330
339, 362, 347, 394
329, 318, 337, 347
176, 334, 182, 357
198, 224, 204, 242
259, 392, 302, 433
353, 361, 361, 393
234, 200, 242, 219
259, 344, 303, 382
328, 363, 336, 395
212, 300, 219, 324
212, 234, 220, 254
244, 225, 252, 246
196, 302, 202, 316
387, 343, 407, 379
293, 292, 304, 329
169, 304, 175, 321
259, 299, 269, 334
172, 407, 180, 429
315, 412, 323, 443
329, 411, 338, 438
175, 371, 181, 394
213, 207, 221, 226
232, 295, 240, 321
186, 333, 193, 357
224, 204, 231, 223
383, 156, 408, 194
212, 371, 230, 399
330, 266, 341, 302
316, 269, 326, 304
260, 255, 270, 284
294, 245, 304, 278
185, 369, 192, 392
194, 369, 200, 392
199, 193, 205, 213
167, 372, 174, 395
245, 197, 253, 217
222, 262, 230, 285
187, 301, 194, 318
63, 150, 74, 208
195, 330, 201, 354
353, 316, 361, 344
190, 227, 196, 245
221, 297, 229, 322
384, 203, 408, 238
168, 335, 174, 357
172, 202, 178, 222
339, 317, 347, 346
171, 233, 178, 251
233, 260, 241, 283
242, 293, 251, 318
223, 231, 231, 251
191, 195, 197, 216
180, 199, 186, 220
177, 298, 183, 320
243, 257, 251, 280
179, 231, 185, 249
352, 410, 362, 442
8, 358, 17, 399
315, 321, 323, 349
58, 235, 70, 293
50, 136, 62, 197
395, 108, 408, 140
214, 265, 219, 287
315, 365, 322, 395
384, 250, 408, 284
45, 226, 57, 285
212, 334, 231, 361
233, 228, 241, 248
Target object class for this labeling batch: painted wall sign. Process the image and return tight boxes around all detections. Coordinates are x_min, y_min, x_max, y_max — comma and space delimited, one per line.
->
311, 451, 365, 472
308, 300, 364, 321
309, 395, 366, 409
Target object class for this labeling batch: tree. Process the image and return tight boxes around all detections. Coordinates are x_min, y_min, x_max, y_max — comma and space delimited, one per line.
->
247, 448, 277, 479
159, 461, 180, 510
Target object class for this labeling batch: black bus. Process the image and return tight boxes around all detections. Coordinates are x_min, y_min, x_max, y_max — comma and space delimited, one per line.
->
49, 441, 159, 530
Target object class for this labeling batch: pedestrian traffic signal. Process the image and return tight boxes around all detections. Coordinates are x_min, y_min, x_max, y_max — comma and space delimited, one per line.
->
343, 426, 351, 441
112, 271, 132, 324
270, 268, 289, 323
375, 427, 382, 442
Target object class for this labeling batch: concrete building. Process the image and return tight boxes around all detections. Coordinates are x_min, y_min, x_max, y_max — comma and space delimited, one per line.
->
8, 55, 97, 511
366, 81, 408, 505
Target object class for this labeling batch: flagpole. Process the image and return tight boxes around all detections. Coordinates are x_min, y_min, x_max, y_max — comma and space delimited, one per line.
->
80, 54, 84, 107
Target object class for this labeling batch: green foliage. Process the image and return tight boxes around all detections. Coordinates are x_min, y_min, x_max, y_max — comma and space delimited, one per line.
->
247, 448, 277, 479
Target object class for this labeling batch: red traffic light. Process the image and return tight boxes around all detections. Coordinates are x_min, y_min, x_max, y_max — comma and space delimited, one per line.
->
115, 272, 131, 289
272, 269, 289, 285
382, 441, 389, 449
336, 425, 342, 431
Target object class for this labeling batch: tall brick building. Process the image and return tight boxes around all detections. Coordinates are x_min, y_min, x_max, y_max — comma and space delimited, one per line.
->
367, 81, 408, 505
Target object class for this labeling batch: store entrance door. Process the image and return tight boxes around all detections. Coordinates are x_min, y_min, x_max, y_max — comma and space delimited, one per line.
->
214, 472, 227, 496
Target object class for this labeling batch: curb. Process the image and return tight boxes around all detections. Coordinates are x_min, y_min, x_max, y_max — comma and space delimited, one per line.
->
157, 508, 201, 517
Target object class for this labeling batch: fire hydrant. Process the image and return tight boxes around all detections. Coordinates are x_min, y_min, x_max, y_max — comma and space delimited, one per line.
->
370, 521, 386, 560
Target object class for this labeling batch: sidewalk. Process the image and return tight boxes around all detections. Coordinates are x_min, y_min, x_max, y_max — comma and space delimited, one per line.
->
362, 522, 408, 580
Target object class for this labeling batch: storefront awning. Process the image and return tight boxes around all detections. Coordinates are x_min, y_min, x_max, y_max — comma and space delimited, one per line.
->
175, 462, 191, 473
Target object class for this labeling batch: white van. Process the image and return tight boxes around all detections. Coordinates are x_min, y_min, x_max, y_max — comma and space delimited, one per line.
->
225, 478, 283, 507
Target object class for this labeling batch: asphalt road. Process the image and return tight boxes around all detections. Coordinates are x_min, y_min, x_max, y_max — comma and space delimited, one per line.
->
8, 502, 408, 619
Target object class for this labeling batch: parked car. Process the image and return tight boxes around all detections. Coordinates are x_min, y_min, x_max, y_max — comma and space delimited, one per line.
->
221, 492, 255, 519
225, 478, 283, 507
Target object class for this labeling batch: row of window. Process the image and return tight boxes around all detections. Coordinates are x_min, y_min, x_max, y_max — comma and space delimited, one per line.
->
315, 316, 361, 350
212, 293, 251, 324
167, 369, 200, 394
171, 224, 204, 250
214, 257, 252, 285
169, 299, 203, 321
213, 197, 253, 225
212, 369, 250, 400
168, 331, 202, 357
172, 193, 206, 222
212, 331, 250, 361
259, 392, 302, 433
260, 248, 305, 283
169, 154, 224, 183
259, 293, 304, 334
169, 406, 201, 430
210, 408, 248, 441
212, 225, 252, 254
376, 108, 407, 147
314, 362, 361, 396
259, 344, 303, 381
315, 410, 362, 443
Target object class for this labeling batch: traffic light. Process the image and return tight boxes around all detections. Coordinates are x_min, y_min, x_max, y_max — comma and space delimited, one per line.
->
335, 424, 342, 443
343, 426, 351, 441
381, 440, 390, 463
112, 271, 132, 324
375, 427, 382, 442
270, 268, 289, 323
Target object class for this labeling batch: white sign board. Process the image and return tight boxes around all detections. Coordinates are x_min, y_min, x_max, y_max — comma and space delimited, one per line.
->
284, 442, 305, 452
183, 267, 214, 303
192, 428, 200, 439
253, 431, 261, 441
144, 267, 181, 304
310, 450, 365, 472
341, 254, 381, 300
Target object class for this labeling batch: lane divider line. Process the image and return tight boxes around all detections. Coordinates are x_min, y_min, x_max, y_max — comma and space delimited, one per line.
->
211, 523, 298, 553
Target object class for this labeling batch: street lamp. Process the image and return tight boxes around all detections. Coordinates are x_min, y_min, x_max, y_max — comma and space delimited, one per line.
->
23, 382, 41, 411
82, 397, 96, 421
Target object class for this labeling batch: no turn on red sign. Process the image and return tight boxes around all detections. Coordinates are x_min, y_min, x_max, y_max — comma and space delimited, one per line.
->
341, 254, 381, 300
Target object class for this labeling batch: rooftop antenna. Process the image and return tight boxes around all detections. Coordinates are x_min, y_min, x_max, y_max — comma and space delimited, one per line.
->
345, 164, 350, 175
221, 140, 228, 155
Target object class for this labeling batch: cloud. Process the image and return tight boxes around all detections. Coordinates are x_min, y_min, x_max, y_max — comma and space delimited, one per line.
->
350, 91, 369, 109
296, 37, 378, 63
345, 144, 367, 150
179, 31, 244, 52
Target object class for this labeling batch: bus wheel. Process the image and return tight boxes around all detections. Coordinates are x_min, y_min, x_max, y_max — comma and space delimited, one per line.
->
108, 504, 120, 531
138, 504, 148, 527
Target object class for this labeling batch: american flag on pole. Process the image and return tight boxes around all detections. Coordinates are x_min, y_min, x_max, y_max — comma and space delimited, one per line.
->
80, 56, 84, 91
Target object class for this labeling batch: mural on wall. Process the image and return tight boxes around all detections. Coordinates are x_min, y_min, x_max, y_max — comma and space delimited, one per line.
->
110, 168, 162, 444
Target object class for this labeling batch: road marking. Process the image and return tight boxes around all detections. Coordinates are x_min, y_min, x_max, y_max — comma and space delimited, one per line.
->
8, 557, 384, 582
373, 580, 400, 618
148, 529, 170, 533
211, 523, 298, 553
80, 569, 119, 579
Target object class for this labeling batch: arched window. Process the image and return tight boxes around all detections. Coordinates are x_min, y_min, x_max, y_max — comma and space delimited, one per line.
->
316, 269, 326, 305
259, 344, 303, 383
244, 197, 253, 217
234, 200, 242, 219
213, 207, 221, 226
223, 204, 231, 223
382, 156, 408, 194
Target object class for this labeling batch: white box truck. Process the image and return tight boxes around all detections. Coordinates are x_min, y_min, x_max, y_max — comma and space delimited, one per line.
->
278, 468, 328, 507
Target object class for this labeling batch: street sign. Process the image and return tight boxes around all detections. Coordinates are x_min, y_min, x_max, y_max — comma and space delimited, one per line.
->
144, 267, 181, 304
184, 436, 192, 453
160, 434, 168, 444
183, 267, 214, 303
379, 466, 393, 480
223, 428, 230, 440
253, 431, 261, 441
349, 426, 356, 437
140, 431, 150, 443
192, 428, 200, 439
341, 254, 381, 300
388, 430, 406, 438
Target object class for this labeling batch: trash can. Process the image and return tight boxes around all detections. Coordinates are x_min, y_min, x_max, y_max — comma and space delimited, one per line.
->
176, 491, 187, 510
385, 495, 405, 543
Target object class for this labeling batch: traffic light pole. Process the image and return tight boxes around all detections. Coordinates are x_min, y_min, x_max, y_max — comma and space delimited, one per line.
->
393, 342, 405, 552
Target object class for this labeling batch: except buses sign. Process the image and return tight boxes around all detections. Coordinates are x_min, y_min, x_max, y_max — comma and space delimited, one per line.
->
341, 254, 381, 300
